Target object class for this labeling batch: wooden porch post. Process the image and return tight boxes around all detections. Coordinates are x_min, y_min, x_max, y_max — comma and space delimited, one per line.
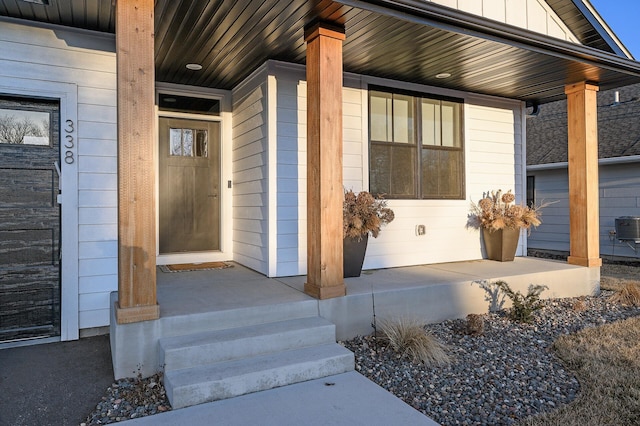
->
304, 23, 346, 299
115, 0, 160, 323
565, 82, 602, 267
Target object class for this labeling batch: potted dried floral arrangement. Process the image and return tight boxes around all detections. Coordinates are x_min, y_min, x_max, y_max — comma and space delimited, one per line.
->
343, 190, 395, 277
470, 189, 543, 261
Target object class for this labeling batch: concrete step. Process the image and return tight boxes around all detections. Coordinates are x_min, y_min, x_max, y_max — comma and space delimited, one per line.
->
159, 317, 337, 371
165, 343, 355, 409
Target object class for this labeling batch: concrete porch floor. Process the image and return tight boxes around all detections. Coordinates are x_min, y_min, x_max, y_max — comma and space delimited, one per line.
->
111, 257, 598, 379
156, 257, 600, 339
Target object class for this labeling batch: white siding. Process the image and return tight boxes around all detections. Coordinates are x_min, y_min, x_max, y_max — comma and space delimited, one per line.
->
365, 97, 525, 269
428, 0, 580, 43
0, 19, 117, 332
266, 64, 367, 276
528, 163, 640, 258
261, 61, 525, 275
232, 69, 269, 274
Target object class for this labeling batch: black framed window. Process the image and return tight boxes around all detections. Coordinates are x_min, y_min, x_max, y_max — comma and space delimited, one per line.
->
369, 87, 464, 199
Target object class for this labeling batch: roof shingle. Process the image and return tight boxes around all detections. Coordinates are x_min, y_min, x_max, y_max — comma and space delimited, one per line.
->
527, 83, 640, 165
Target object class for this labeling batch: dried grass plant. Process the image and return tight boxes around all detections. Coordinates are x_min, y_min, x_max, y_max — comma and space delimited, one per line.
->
380, 317, 450, 366
608, 281, 640, 307
470, 189, 545, 232
343, 190, 395, 241
520, 316, 640, 426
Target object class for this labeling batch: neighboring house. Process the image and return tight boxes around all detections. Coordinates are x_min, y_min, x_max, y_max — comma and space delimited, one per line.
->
527, 83, 640, 259
1, 0, 640, 349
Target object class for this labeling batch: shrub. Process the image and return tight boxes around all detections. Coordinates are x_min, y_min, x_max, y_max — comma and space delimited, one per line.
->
380, 317, 450, 365
493, 280, 548, 323
609, 281, 640, 307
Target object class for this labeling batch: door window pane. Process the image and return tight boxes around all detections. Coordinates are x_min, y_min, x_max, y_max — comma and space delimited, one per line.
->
0, 108, 50, 146
196, 130, 208, 157
170, 127, 208, 157
170, 128, 183, 156
182, 129, 194, 157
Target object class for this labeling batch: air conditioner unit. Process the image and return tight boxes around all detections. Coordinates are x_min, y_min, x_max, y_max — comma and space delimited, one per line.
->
615, 217, 640, 243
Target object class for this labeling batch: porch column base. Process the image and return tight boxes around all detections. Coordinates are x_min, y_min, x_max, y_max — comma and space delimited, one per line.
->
115, 302, 159, 324
567, 256, 602, 267
304, 282, 346, 300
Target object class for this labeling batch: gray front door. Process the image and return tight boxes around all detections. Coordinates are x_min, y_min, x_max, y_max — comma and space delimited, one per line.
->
159, 118, 221, 253
0, 96, 60, 342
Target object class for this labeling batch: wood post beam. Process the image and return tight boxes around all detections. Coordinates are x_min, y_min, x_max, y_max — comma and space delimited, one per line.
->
115, 0, 159, 323
304, 23, 346, 299
565, 82, 602, 268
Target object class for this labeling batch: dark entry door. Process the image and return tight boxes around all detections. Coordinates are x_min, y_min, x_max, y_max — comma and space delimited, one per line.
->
0, 96, 60, 342
159, 118, 220, 253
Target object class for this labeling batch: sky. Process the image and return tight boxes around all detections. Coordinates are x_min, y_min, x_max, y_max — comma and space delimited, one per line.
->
589, 0, 640, 59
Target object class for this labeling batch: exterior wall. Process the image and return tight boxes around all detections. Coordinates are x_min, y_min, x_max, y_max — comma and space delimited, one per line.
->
231, 68, 270, 275
428, 0, 580, 43
258, 61, 525, 276
528, 162, 640, 258
365, 91, 525, 269
0, 18, 117, 335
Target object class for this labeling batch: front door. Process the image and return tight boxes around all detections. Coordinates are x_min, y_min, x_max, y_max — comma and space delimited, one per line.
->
158, 118, 220, 253
0, 96, 60, 343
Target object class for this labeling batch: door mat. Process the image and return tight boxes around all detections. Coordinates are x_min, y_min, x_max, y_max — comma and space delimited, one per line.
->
159, 262, 234, 273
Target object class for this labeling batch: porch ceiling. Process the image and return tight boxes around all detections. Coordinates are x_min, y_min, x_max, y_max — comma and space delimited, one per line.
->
3, 0, 640, 104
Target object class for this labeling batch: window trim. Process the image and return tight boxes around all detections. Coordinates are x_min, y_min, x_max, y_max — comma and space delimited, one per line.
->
368, 85, 465, 200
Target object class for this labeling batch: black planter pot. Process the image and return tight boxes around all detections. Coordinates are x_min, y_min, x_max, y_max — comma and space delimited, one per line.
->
343, 234, 369, 278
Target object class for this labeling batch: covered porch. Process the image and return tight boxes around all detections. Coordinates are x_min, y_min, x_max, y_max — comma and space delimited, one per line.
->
108, 0, 637, 326
110, 257, 598, 379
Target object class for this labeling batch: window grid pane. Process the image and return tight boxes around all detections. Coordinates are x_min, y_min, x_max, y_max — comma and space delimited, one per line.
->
369, 88, 464, 199
392, 94, 415, 144
370, 93, 393, 142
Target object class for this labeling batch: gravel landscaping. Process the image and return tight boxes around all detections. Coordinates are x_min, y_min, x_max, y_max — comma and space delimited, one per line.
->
83, 261, 640, 425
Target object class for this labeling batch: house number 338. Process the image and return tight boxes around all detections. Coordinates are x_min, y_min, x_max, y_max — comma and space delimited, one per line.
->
64, 119, 75, 164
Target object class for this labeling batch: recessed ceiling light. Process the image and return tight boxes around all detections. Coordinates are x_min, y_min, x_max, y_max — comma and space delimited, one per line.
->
186, 63, 203, 71
435, 73, 452, 79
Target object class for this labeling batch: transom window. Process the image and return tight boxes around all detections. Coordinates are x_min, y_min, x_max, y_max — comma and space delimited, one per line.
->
369, 87, 464, 199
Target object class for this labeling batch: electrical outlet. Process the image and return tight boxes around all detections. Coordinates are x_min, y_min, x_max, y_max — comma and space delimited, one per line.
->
416, 224, 426, 236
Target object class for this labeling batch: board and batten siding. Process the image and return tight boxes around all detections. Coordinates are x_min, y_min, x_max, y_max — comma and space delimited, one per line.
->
426, 0, 579, 43
0, 19, 118, 333
232, 68, 270, 274
528, 162, 640, 258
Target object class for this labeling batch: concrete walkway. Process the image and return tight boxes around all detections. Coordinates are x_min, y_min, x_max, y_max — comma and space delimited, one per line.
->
120, 372, 439, 425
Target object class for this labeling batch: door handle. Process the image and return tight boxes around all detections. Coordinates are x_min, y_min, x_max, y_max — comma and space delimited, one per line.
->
54, 161, 62, 204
